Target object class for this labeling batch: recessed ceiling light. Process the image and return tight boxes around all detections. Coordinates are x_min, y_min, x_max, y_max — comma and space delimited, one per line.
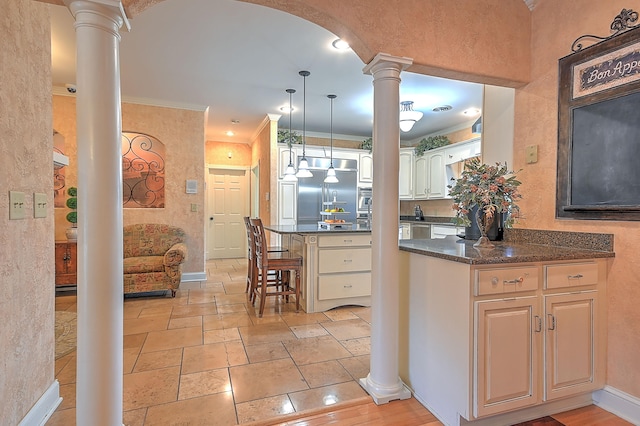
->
463, 108, 480, 116
432, 105, 453, 112
225, 131, 234, 137
231, 119, 240, 124
332, 38, 350, 50
280, 106, 294, 113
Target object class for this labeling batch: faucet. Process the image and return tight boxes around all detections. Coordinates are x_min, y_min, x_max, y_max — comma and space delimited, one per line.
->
414, 205, 424, 221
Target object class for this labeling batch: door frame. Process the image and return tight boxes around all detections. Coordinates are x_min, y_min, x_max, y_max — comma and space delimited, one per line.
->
205, 164, 251, 260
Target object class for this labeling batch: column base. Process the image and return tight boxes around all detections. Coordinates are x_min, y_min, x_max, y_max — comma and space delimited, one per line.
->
359, 374, 412, 405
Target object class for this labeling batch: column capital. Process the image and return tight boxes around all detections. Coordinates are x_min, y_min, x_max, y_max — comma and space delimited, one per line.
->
65, 0, 130, 32
363, 53, 413, 76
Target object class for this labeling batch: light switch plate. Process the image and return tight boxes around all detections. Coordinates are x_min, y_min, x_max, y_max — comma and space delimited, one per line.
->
34, 193, 47, 218
190, 203, 198, 212
9, 191, 26, 220
525, 145, 538, 164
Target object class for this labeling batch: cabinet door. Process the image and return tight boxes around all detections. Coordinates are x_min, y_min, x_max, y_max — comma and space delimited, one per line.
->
399, 150, 413, 199
427, 151, 446, 199
475, 297, 540, 417
278, 181, 297, 225
55, 242, 77, 285
279, 147, 297, 178
359, 153, 373, 183
414, 155, 428, 199
544, 292, 598, 400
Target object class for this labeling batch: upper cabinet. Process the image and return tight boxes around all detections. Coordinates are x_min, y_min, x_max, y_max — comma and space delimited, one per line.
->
399, 149, 414, 199
358, 152, 373, 185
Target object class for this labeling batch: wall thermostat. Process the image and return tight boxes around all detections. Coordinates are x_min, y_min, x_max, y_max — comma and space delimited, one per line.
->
186, 179, 198, 194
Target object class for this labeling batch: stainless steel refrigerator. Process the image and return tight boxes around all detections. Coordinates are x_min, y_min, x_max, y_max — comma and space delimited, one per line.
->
296, 157, 358, 226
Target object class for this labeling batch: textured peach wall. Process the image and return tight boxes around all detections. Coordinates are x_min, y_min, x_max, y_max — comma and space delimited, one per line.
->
251, 117, 277, 226
53, 97, 206, 275
205, 140, 252, 166
0, 1, 55, 424
514, 0, 640, 398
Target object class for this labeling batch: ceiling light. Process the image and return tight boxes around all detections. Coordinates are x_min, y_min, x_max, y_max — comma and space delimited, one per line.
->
331, 38, 350, 50
280, 105, 294, 113
296, 70, 313, 178
283, 89, 298, 182
432, 105, 452, 112
231, 119, 240, 124
225, 130, 234, 136
324, 94, 339, 184
463, 108, 480, 116
399, 101, 423, 132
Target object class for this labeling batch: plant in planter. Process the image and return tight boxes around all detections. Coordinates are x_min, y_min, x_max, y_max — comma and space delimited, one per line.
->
447, 158, 522, 248
360, 137, 372, 153
65, 186, 78, 241
277, 129, 302, 147
414, 135, 450, 157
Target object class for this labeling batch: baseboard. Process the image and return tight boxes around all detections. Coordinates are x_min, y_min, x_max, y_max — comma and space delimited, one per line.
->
593, 385, 640, 425
181, 272, 206, 282
19, 380, 62, 426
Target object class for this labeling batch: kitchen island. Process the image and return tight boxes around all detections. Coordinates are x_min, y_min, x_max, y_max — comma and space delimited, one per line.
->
397, 230, 614, 426
265, 224, 372, 313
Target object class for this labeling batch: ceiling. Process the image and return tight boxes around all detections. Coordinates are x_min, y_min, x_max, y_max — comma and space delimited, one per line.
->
50, 0, 485, 145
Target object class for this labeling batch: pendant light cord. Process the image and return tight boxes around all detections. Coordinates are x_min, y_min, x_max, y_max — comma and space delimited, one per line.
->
286, 88, 295, 164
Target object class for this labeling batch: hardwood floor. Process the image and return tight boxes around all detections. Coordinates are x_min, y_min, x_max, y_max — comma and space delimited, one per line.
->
254, 398, 633, 426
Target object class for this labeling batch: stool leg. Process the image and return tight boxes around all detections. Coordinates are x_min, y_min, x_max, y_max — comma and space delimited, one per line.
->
258, 268, 268, 318
294, 268, 300, 313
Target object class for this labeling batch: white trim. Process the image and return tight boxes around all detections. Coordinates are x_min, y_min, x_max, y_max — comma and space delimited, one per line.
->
181, 272, 207, 282
19, 380, 62, 426
593, 386, 640, 425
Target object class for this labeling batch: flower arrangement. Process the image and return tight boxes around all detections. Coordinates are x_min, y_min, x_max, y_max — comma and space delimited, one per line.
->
277, 129, 302, 147
414, 135, 450, 157
66, 186, 77, 226
360, 137, 372, 153
448, 157, 522, 229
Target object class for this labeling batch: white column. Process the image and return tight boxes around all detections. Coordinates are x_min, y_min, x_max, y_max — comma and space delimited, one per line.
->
65, 1, 129, 424
360, 53, 412, 404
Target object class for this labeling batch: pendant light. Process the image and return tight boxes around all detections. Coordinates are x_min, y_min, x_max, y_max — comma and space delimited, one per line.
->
296, 70, 313, 178
399, 101, 423, 132
283, 88, 298, 181
324, 94, 338, 183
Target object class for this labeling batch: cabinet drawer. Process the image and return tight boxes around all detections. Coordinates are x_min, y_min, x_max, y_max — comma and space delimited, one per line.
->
545, 262, 598, 289
318, 234, 371, 248
318, 273, 371, 300
318, 248, 371, 273
475, 266, 539, 296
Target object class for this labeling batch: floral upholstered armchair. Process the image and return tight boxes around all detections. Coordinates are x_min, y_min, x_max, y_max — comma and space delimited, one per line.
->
123, 224, 188, 297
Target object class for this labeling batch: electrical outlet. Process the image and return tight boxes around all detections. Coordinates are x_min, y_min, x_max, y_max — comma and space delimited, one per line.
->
525, 145, 538, 164
34, 193, 47, 218
9, 191, 26, 220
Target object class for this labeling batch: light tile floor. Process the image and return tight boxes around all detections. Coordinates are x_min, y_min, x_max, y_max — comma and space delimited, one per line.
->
49, 258, 372, 425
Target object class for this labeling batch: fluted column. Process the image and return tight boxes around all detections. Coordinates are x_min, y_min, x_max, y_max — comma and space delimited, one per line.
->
360, 53, 413, 404
65, 1, 129, 424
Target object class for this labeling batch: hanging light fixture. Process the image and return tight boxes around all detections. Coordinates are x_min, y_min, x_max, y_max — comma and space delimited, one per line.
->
296, 70, 313, 178
324, 94, 339, 183
399, 101, 423, 132
283, 88, 298, 182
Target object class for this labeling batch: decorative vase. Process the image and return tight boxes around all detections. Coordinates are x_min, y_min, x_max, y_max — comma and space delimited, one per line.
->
464, 205, 503, 242
472, 206, 496, 249
65, 225, 77, 241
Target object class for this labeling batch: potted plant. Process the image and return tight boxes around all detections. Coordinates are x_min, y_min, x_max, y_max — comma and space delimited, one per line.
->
414, 135, 450, 157
65, 186, 78, 241
360, 137, 372, 153
447, 158, 522, 248
277, 129, 302, 147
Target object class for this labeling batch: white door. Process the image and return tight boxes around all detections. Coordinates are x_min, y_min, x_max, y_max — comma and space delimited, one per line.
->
207, 168, 249, 259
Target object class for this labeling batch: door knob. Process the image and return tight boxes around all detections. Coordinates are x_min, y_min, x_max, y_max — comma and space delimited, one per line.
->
209, 217, 214, 221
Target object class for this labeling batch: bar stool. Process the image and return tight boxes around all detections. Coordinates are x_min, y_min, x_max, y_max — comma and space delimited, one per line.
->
243, 217, 286, 302
249, 218, 303, 317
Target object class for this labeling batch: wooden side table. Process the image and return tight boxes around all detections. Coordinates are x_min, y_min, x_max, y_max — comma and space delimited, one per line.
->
55, 241, 77, 286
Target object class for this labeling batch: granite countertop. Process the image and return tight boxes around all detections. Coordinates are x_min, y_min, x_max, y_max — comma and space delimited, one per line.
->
399, 215, 458, 225
265, 224, 372, 234
400, 229, 615, 265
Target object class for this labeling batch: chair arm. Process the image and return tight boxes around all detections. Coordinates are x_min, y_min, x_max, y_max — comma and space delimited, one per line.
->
163, 242, 187, 267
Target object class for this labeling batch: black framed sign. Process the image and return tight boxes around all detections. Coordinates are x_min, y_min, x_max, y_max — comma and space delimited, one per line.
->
557, 16, 640, 221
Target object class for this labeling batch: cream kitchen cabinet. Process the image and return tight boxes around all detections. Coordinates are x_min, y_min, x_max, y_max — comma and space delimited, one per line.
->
399, 254, 607, 426
359, 152, 373, 184
277, 180, 297, 226
399, 148, 414, 199
279, 146, 297, 179
414, 151, 446, 199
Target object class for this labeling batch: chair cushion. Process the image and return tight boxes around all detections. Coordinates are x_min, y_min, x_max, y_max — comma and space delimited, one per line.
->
124, 256, 165, 274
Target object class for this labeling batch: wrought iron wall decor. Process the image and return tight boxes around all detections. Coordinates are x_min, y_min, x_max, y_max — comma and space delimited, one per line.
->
571, 8, 639, 52
557, 14, 640, 221
122, 132, 166, 208
53, 130, 66, 208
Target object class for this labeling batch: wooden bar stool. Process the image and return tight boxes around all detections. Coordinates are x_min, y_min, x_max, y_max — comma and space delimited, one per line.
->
249, 218, 303, 317
243, 217, 287, 302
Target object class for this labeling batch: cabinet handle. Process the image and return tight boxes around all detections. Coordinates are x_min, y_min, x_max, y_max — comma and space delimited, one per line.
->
534, 315, 542, 333
504, 277, 524, 284
343, 259, 353, 263
547, 314, 556, 330
344, 285, 353, 288
568, 274, 583, 279
343, 239, 352, 244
